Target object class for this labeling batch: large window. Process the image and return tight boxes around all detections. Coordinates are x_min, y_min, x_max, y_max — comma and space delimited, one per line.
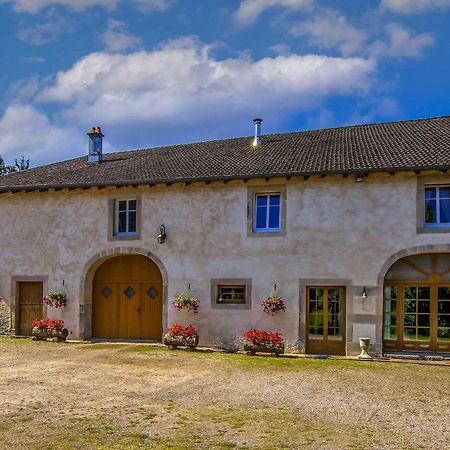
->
425, 185, 450, 226
254, 193, 281, 232
115, 199, 137, 236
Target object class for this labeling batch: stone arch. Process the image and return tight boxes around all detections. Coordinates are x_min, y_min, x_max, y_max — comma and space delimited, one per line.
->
376, 244, 450, 287
79, 247, 168, 340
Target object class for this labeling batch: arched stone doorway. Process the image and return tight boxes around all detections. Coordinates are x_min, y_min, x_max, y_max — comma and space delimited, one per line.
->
384, 253, 450, 352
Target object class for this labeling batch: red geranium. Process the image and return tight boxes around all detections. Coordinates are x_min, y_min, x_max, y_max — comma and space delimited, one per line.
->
31, 318, 64, 331
244, 329, 284, 346
166, 323, 197, 338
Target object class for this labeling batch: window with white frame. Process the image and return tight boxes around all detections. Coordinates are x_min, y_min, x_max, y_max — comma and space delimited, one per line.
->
254, 193, 281, 232
115, 199, 137, 235
425, 186, 450, 226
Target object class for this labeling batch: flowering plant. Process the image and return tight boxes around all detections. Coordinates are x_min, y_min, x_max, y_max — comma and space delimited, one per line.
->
165, 323, 198, 338
244, 329, 284, 346
31, 318, 64, 331
43, 291, 67, 308
172, 284, 200, 313
261, 296, 286, 315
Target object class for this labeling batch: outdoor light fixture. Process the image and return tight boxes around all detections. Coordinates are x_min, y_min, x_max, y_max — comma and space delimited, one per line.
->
362, 287, 367, 299
356, 174, 364, 182
157, 225, 166, 244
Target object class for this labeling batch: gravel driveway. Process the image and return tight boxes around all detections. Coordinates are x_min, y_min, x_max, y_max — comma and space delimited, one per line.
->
0, 338, 448, 449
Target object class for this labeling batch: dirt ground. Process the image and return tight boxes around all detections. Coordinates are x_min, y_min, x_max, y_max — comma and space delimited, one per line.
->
0, 338, 448, 449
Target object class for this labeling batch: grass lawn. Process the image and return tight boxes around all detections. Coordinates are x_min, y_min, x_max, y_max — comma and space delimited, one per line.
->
0, 337, 448, 449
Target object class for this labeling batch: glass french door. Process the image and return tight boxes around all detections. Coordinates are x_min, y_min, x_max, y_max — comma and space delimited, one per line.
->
384, 284, 450, 352
306, 286, 346, 355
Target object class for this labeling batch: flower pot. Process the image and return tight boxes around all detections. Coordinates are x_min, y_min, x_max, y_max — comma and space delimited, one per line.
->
32, 327, 48, 341
358, 337, 373, 360
244, 341, 285, 356
163, 333, 199, 350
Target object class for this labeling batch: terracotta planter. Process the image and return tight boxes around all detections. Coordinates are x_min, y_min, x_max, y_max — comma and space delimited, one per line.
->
32, 327, 69, 342
163, 333, 199, 350
244, 341, 285, 356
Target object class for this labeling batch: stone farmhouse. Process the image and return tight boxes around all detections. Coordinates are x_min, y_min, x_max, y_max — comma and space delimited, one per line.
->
1, 116, 450, 356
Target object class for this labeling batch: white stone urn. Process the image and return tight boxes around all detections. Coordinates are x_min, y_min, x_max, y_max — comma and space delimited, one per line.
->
358, 337, 373, 360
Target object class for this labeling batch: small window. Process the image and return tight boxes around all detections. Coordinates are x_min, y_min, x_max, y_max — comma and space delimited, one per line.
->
254, 193, 281, 232
217, 285, 246, 305
424, 186, 450, 226
115, 199, 137, 235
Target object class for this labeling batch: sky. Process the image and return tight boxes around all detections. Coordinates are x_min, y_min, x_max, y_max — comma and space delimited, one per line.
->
0, 0, 449, 167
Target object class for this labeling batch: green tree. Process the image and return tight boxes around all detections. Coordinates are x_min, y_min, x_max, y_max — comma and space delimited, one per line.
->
0, 155, 30, 174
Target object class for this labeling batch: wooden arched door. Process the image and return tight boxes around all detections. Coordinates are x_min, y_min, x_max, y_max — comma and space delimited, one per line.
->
92, 255, 163, 340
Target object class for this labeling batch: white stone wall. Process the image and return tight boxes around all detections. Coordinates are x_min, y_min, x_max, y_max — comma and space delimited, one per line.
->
1, 171, 449, 353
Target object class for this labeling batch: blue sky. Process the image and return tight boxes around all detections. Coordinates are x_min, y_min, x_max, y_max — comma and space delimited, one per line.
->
0, 0, 449, 166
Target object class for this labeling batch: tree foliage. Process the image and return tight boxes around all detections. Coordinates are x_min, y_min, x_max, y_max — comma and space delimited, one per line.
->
0, 156, 30, 174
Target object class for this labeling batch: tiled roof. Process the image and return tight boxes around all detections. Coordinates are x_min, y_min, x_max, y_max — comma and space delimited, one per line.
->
1, 116, 450, 191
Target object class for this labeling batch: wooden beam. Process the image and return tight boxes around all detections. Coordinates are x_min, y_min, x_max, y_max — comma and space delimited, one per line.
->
389, 171, 395, 176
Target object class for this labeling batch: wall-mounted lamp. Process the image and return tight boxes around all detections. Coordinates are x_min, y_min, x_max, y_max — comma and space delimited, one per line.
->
356, 174, 364, 182
362, 287, 367, 299
157, 224, 166, 244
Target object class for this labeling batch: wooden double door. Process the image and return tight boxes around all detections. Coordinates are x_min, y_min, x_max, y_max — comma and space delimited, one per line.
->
92, 255, 163, 340
306, 286, 346, 355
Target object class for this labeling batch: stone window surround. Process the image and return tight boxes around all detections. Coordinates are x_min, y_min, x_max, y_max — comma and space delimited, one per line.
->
107, 193, 142, 241
210, 278, 252, 310
417, 174, 450, 233
247, 184, 287, 237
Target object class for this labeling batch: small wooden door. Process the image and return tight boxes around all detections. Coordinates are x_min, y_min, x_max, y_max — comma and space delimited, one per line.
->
306, 286, 346, 355
18, 282, 43, 336
92, 255, 163, 340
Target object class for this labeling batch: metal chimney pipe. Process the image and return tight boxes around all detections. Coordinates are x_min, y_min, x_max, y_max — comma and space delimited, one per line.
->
87, 126, 104, 164
253, 118, 262, 146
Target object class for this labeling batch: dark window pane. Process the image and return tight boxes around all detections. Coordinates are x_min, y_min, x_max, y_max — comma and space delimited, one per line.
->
440, 199, 450, 223
439, 187, 450, 198
438, 316, 450, 327
438, 287, 450, 300
418, 301, 430, 313
417, 328, 430, 341
425, 187, 436, 199
128, 200, 137, 210
404, 314, 416, 326
437, 327, 450, 341
384, 326, 397, 340
309, 288, 317, 300
128, 211, 137, 233
404, 287, 416, 300
118, 200, 127, 212
269, 195, 280, 206
418, 315, 430, 327
268, 206, 280, 228
118, 211, 127, 233
425, 200, 437, 224
404, 300, 416, 312
438, 301, 450, 314
418, 287, 430, 299
256, 207, 267, 229
403, 328, 416, 340
256, 195, 267, 207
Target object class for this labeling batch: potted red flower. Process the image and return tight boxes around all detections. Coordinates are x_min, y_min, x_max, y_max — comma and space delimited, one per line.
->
163, 323, 199, 350
243, 329, 285, 356
261, 284, 286, 316
31, 318, 68, 342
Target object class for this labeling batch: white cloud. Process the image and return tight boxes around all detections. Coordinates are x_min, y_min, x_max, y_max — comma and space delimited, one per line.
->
0, 0, 117, 13
18, 12, 73, 46
0, 104, 84, 164
290, 10, 367, 56
31, 36, 375, 155
234, 0, 313, 26
381, 0, 450, 14
130, 0, 171, 13
99, 19, 141, 53
371, 23, 434, 57
1, 0, 171, 13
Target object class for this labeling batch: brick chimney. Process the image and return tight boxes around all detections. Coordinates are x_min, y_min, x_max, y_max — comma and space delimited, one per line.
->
87, 126, 104, 164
